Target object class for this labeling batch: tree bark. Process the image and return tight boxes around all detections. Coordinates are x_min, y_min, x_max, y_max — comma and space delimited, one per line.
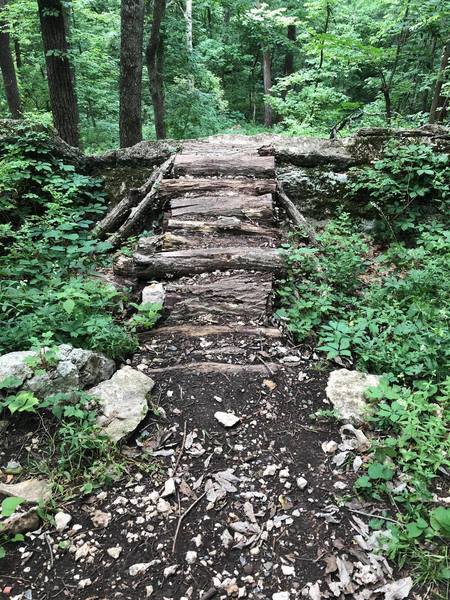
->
429, 41, 449, 124
185, 0, 193, 53
284, 24, 296, 76
146, 0, 166, 139
37, 0, 79, 147
0, 0, 22, 118
262, 50, 273, 127
133, 246, 284, 278
119, 0, 144, 148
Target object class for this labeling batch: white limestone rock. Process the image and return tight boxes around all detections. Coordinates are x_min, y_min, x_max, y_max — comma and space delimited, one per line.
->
326, 369, 380, 424
90, 366, 154, 442
141, 282, 165, 306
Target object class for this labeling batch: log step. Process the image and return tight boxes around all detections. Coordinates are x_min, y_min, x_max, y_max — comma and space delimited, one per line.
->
164, 271, 272, 325
159, 177, 276, 199
138, 232, 277, 253
166, 217, 279, 238
138, 324, 282, 341
133, 247, 284, 278
169, 194, 273, 224
173, 153, 275, 178
145, 361, 281, 377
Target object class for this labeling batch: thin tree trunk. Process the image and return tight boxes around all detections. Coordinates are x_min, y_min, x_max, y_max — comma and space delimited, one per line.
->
119, 0, 145, 148
381, 74, 392, 125
429, 41, 449, 123
262, 50, 273, 127
185, 0, 193, 54
37, 0, 79, 147
0, 0, 22, 118
146, 0, 166, 139
284, 24, 296, 76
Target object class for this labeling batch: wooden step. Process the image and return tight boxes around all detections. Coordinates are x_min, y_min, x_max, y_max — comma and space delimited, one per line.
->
133, 247, 284, 278
173, 153, 275, 178
136, 229, 278, 254
138, 324, 282, 341
146, 361, 281, 377
159, 177, 276, 199
166, 217, 279, 238
168, 193, 273, 224
164, 271, 272, 325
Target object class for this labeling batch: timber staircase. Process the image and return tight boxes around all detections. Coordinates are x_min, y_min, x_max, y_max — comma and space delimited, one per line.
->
117, 144, 286, 370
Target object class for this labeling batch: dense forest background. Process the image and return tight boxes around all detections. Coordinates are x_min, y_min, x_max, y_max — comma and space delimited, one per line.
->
0, 0, 448, 152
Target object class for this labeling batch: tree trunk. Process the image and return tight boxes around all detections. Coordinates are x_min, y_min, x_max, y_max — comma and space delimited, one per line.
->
37, 0, 79, 147
0, 0, 22, 118
119, 0, 144, 148
262, 50, 273, 127
429, 41, 449, 124
185, 0, 193, 54
284, 25, 296, 76
146, 0, 166, 139
381, 82, 392, 125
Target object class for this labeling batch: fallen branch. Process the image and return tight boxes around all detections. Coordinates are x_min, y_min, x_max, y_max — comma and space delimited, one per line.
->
172, 490, 207, 553
94, 164, 161, 238
276, 182, 319, 246
107, 155, 175, 248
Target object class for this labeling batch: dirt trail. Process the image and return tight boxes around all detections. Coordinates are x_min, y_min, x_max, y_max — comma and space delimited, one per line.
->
1, 143, 392, 599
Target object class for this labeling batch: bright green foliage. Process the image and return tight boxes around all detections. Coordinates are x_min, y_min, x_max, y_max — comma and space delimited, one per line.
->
0, 497, 25, 559
348, 142, 450, 237
129, 302, 162, 331
278, 141, 449, 585
276, 213, 368, 340
0, 0, 448, 145
0, 122, 137, 359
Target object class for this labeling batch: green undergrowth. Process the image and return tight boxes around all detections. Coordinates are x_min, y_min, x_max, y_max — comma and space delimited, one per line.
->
0, 122, 137, 359
0, 123, 160, 556
277, 141, 449, 591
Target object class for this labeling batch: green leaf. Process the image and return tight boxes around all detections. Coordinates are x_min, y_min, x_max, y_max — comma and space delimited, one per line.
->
1, 496, 25, 518
430, 507, 450, 538
367, 462, 394, 481
62, 298, 75, 314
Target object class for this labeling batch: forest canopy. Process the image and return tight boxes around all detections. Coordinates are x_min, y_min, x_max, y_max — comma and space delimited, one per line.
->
0, 0, 448, 150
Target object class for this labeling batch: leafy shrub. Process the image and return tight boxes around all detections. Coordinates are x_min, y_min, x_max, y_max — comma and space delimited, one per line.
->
276, 213, 368, 340
348, 141, 449, 238
0, 122, 137, 360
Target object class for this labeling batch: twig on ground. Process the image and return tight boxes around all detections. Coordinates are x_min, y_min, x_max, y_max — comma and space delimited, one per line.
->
174, 420, 187, 475
344, 506, 400, 525
172, 491, 207, 553
44, 533, 54, 569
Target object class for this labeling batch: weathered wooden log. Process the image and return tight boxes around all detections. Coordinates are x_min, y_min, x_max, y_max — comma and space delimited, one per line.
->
138, 232, 275, 253
276, 182, 319, 246
173, 153, 275, 178
146, 361, 281, 377
166, 217, 279, 238
133, 247, 284, 278
139, 324, 282, 340
164, 272, 272, 324
113, 254, 136, 277
158, 177, 276, 198
169, 194, 273, 223
94, 164, 161, 238
107, 156, 175, 248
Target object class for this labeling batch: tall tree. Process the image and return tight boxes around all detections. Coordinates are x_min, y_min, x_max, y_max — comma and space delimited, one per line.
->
185, 0, 193, 54
262, 50, 273, 127
0, 0, 22, 118
284, 24, 296, 76
146, 0, 166, 139
37, 0, 79, 147
119, 0, 144, 148
429, 41, 449, 124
